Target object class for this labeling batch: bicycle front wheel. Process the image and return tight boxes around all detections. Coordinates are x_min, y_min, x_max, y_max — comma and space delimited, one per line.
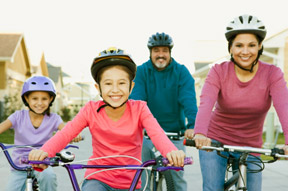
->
156, 171, 174, 191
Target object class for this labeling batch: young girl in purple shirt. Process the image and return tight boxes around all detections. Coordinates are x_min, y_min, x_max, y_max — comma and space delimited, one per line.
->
0, 76, 79, 191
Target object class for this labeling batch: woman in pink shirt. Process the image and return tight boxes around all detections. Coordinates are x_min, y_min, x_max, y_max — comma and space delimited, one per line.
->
193, 15, 288, 191
29, 47, 185, 190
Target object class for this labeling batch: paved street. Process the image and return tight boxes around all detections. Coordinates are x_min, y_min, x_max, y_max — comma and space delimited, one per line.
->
1, 128, 288, 190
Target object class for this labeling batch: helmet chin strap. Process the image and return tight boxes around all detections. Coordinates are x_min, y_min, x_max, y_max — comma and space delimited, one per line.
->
27, 105, 48, 115
96, 83, 132, 113
97, 100, 128, 112
230, 54, 260, 73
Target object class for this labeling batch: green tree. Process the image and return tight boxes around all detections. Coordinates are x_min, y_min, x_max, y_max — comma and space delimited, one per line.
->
58, 106, 72, 122
0, 94, 22, 143
2, 94, 22, 120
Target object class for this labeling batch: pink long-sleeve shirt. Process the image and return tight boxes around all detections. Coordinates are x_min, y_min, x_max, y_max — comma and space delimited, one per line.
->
41, 100, 177, 189
194, 61, 288, 147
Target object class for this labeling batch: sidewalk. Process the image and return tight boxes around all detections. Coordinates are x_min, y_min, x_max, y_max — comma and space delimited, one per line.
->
1, 128, 288, 190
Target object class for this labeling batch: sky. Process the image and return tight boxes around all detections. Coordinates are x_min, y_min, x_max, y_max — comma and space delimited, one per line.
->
1, 0, 288, 83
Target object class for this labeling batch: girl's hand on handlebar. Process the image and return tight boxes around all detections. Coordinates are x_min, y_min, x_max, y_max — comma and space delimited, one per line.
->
28, 149, 49, 169
193, 134, 211, 149
166, 150, 186, 167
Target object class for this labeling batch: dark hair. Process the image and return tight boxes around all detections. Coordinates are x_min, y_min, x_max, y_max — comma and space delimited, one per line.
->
96, 65, 134, 84
24, 92, 52, 116
228, 34, 264, 52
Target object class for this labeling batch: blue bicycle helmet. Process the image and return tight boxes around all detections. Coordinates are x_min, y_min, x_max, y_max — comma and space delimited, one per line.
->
21, 76, 56, 106
91, 47, 137, 83
147, 32, 174, 49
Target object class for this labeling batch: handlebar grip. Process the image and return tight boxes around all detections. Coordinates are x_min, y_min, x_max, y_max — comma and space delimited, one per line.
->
183, 139, 196, 146
21, 157, 53, 165
272, 148, 285, 155
162, 157, 193, 165
183, 139, 223, 147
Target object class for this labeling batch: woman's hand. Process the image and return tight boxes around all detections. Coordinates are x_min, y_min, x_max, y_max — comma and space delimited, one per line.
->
193, 134, 211, 149
28, 149, 49, 170
166, 150, 186, 167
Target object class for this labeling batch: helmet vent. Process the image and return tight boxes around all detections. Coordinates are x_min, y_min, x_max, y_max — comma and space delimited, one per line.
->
259, 26, 265, 29
31, 82, 37, 85
44, 82, 49, 85
248, 15, 253, 23
239, 16, 243, 23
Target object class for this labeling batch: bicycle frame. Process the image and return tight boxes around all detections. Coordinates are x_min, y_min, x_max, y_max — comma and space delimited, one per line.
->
0, 142, 79, 191
25, 153, 192, 191
183, 139, 288, 191
144, 131, 184, 191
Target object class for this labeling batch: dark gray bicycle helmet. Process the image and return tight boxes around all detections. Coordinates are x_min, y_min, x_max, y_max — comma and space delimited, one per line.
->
147, 32, 174, 49
91, 47, 137, 112
91, 47, 136, 84
225, 14, 267, 41
21, 76, 56, 106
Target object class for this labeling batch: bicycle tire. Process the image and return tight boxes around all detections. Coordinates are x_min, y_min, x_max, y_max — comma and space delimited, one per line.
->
150, 171, 174, 191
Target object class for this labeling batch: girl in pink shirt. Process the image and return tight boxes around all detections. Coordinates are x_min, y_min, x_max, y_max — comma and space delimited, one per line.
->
193, 15, 288, 191
29, 47, 185, 190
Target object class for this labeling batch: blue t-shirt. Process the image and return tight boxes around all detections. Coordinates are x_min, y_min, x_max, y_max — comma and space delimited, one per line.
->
8, 110, 62, 168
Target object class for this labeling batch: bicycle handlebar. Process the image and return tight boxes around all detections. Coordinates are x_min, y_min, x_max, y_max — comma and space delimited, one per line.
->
183, 139, 288, 159
21, 150, 193, 172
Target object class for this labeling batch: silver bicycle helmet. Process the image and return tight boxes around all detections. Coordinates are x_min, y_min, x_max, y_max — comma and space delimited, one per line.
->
225, 14, 267, 41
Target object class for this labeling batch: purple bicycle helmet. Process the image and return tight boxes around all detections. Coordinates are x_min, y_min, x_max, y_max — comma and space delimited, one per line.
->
21, 76, 56, 106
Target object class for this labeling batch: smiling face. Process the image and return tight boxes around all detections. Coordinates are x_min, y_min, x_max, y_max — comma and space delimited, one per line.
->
151, 46, 171, 71
25, 91, 53, 114
95, 65, 134, 108
230, 33, 262, 70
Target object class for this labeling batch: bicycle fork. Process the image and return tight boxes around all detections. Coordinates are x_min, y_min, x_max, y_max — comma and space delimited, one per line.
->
236, 153, 248, 191
26, 167, 39, 191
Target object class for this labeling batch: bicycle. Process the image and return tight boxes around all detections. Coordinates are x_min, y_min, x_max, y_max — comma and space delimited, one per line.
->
0, 142, 79, 191
183, 139, 288, 191
22, 149, 193, 191
144, 131, 185, 191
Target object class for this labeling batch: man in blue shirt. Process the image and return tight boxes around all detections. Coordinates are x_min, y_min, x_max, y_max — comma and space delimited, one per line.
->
130, 32, 198, 191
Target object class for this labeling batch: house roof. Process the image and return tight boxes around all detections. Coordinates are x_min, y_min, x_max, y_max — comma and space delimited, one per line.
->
0, 33, 22, 60
47, 62, 62, 83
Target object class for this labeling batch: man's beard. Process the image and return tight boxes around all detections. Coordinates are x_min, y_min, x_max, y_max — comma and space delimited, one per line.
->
154, 61, 168, 69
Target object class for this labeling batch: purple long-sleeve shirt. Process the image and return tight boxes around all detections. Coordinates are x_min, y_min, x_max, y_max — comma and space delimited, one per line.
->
194, 61, 288, 147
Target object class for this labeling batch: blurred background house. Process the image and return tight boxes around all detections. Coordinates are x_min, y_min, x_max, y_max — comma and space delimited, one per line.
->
0, 33, 98, 122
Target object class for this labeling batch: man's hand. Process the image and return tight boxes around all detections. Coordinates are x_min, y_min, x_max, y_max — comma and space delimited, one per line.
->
184, 129, 194, 139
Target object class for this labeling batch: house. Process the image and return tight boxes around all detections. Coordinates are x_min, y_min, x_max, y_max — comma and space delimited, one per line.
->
0, 33, 32, 119
46, 62, 70, 113
63, 82, 99, 115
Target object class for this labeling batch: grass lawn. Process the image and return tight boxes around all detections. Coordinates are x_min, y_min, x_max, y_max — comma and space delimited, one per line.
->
0, 129, 14, 144
261, 132, 285, 161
